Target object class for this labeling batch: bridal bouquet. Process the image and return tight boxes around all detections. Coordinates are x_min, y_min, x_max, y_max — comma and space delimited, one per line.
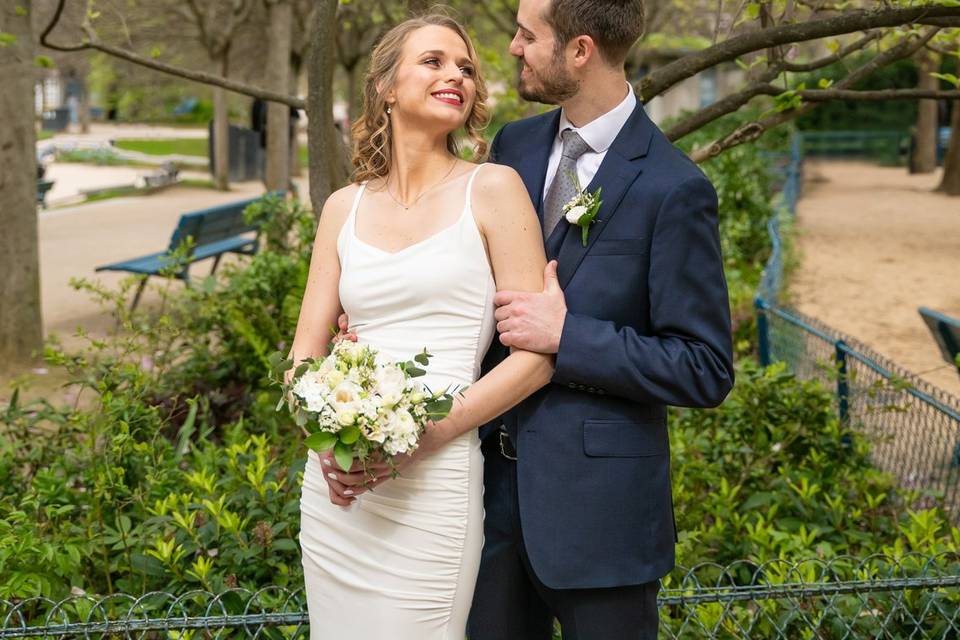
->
271, 341, 455, 472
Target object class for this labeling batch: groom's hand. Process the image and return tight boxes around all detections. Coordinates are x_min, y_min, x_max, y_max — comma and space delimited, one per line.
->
334, 313, 357, 343
494, 260, 566, 354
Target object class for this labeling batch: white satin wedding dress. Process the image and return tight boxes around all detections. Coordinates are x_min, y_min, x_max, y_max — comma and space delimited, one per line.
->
299, 164, 495, 639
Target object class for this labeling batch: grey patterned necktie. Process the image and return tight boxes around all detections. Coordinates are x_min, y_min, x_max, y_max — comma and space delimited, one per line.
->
542, 128, 592, 239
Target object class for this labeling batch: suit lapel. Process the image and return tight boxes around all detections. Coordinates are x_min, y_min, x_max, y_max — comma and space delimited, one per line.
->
515, 109, 561, 228
555, 102, 655, 289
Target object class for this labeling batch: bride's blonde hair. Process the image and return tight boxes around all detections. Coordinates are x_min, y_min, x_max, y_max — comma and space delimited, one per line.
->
351, 14, 489, 183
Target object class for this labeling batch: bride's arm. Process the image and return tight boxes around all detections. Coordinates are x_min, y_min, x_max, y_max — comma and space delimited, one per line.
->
424, 164, 554, 448
287, 185, 356, 371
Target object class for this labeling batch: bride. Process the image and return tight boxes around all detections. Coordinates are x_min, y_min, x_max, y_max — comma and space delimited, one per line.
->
289, 13, 553, 639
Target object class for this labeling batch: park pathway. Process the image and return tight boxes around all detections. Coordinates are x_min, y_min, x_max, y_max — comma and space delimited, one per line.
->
38, 181, 267, 347
789, 160, 960, 397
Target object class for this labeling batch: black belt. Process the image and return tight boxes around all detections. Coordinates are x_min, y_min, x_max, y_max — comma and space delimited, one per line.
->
498, 427, 517, 461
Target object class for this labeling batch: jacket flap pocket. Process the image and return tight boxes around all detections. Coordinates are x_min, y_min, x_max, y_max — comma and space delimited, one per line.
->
583, 420, 667, 457
589, 238, 645, 256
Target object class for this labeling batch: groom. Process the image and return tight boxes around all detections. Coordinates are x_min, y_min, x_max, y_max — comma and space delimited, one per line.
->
468, 0, 734, 638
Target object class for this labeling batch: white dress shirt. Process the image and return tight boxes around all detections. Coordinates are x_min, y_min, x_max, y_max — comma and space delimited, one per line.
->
542, 82, 638, 203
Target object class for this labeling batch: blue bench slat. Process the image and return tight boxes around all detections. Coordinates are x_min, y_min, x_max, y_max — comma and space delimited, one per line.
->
190, 235, 258, 260
918, 307, 960, 368
95, 195, 271, 278
96, 250, 187, 276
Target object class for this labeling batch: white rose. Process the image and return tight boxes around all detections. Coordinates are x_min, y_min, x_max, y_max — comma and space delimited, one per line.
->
325, 368, 345, 389
375, 365, 407, 408
565, 204, 587, 225
407, 380, 426, 404
330, 381, 362, 421
385, 409, 419, 454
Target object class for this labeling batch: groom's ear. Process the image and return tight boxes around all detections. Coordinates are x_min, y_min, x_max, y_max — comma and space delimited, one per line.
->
571, 35, 596, 69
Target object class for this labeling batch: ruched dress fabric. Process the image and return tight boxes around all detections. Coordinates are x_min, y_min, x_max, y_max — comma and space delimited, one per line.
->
299, 165, 496, 639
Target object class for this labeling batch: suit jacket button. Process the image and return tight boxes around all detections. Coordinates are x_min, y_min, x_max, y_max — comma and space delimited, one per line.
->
568, 382, 577, 389
588, 387, 596, 393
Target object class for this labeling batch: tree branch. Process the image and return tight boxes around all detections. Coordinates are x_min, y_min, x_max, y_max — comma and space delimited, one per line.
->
794, 88, 960, 101
780, 30, 881, 72
666, 31, 883, 142
665, 72, 781, 141
688, 28, 938, 163
39, 0, 303, 108
639, 5, 960, 102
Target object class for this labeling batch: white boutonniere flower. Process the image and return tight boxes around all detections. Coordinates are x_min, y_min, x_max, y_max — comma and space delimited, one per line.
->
561, 172, 603, 247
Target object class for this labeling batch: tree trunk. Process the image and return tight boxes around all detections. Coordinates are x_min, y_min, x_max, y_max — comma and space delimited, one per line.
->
0, 0, 44, 369
289, 62, 302, 178
265, 0, 292, 192
307, 0, 350, 215
346, 62, 361, 125
936, 58, 960, 196
912, 50, 939, 174
213, 55, 230, 191
79, 75, 91, 133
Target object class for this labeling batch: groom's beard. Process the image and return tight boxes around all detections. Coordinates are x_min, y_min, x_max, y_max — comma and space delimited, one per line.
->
516, 54, 579, 104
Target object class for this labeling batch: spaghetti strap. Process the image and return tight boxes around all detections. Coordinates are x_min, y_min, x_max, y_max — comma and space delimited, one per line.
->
347, 182, 368, 228
463, 164, 485, 213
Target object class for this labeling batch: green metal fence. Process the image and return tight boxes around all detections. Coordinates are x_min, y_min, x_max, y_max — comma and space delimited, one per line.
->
756, 136, 960, 516
4, 554, 960, 638
799, 130, 909, 166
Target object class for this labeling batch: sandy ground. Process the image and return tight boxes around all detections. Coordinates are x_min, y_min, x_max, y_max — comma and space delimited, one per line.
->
789, 160, 960, 398
37, 181, 269, 345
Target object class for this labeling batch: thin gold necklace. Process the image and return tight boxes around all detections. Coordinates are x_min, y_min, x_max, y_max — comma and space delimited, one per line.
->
386, 158, 458, 211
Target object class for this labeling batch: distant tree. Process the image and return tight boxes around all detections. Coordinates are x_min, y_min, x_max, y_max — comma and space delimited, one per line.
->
179, 0, 255, 190
0, 0, 44, 368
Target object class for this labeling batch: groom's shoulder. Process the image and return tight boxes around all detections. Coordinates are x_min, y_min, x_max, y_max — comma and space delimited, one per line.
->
494, 109, 558, 146
643, 123, 715, 193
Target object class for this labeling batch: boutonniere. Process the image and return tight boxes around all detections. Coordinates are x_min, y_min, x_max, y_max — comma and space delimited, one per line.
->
562, 173, 602, 247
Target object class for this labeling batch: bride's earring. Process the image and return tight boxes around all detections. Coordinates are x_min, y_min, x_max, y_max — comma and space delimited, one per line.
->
386, 105, 392, 115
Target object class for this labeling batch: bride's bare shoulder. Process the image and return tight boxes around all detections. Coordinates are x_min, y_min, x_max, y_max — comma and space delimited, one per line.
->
472, 163, 534, 222
474, 163, 524, 192
317, 182, 363, 230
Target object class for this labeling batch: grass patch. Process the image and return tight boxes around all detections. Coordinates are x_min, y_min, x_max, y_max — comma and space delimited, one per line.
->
115, 138, 209, 158
37, 130, 55, 141
299, 144, 308, 169
58, 148, 134, 166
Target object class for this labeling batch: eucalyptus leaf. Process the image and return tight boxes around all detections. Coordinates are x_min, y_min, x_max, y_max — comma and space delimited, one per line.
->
339, 425, 361, 445
304, 432, 337, 451
334, 441, 355, 472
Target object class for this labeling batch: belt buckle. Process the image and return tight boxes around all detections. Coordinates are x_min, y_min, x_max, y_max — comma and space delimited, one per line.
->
499, 430, 517, 461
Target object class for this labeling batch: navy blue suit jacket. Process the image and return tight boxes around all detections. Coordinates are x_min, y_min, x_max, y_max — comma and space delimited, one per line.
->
481, 99, 734, 589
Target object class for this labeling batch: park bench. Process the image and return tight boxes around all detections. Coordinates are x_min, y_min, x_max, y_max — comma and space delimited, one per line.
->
918, 307, 960, 379
37, 179, 54, 209
96, 196, 265, 310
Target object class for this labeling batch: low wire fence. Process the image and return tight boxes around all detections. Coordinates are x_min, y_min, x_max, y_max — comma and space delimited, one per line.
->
756, 135, 960, 515
4, 554, 960, 638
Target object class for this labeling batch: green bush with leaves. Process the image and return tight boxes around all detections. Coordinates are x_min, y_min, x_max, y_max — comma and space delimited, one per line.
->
670, 361, 956, 569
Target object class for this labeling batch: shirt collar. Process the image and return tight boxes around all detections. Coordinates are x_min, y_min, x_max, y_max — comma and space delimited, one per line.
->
557, 82, 637, 154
